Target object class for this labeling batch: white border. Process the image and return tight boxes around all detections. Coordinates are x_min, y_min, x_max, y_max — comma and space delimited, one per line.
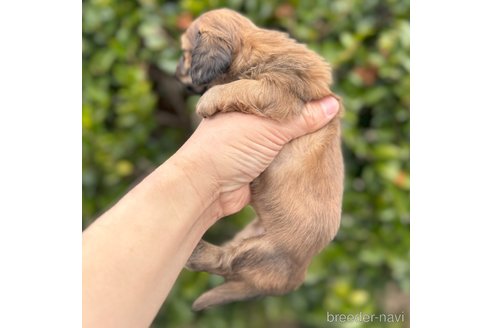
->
0, 1, 81, 326
412, 1, 492, 327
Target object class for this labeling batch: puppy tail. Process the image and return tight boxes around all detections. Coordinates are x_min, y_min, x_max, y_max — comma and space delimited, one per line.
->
192, 281, 258, 311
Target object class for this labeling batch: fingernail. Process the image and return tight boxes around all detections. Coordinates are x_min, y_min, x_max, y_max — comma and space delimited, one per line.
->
320, 97, 339, 117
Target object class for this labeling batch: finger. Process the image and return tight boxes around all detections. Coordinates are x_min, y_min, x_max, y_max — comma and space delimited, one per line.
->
281, 96, 340, 140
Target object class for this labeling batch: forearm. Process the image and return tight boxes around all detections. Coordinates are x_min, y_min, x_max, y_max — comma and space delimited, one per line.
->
82, 158, 218, 328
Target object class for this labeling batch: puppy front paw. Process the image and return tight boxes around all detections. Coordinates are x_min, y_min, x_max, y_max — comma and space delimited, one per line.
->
196, 99, 219, 118
196, 86, 224, 118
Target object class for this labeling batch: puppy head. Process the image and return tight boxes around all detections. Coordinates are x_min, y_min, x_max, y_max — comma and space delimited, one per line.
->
175, 9, 255, 93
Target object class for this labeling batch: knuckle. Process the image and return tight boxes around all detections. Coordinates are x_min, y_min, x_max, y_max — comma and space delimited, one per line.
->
301, 106, 319, 130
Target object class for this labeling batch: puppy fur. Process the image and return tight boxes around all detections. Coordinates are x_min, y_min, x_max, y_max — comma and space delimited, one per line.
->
176, 9, 344, 311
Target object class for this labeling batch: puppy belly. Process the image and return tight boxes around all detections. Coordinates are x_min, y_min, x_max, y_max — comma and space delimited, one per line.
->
250, 125, 343, 260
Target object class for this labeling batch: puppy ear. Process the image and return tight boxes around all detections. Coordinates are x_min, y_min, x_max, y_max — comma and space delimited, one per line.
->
190, 31, 232, 85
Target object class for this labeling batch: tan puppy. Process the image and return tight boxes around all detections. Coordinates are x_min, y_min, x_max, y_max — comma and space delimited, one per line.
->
176, 8, 344, 311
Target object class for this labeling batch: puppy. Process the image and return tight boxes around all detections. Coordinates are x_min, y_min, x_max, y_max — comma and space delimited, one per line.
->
176, 9, 344, 311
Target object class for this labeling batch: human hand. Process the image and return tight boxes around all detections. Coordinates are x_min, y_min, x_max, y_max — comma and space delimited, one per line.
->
168, 96, 340, 220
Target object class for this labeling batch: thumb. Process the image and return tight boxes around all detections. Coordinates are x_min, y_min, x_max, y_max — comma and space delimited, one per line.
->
281, 96, 340, 140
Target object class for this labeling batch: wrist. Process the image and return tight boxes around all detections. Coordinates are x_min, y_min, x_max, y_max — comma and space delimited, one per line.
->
159, 153, 222, 227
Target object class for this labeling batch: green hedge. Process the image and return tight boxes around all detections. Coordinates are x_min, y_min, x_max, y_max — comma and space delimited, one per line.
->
83, 0, 409, 327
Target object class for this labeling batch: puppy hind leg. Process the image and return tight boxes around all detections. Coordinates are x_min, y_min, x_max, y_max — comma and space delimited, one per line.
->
192, 280, 259, 311
186, 237, 262, 277
186, 240, 227, 275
